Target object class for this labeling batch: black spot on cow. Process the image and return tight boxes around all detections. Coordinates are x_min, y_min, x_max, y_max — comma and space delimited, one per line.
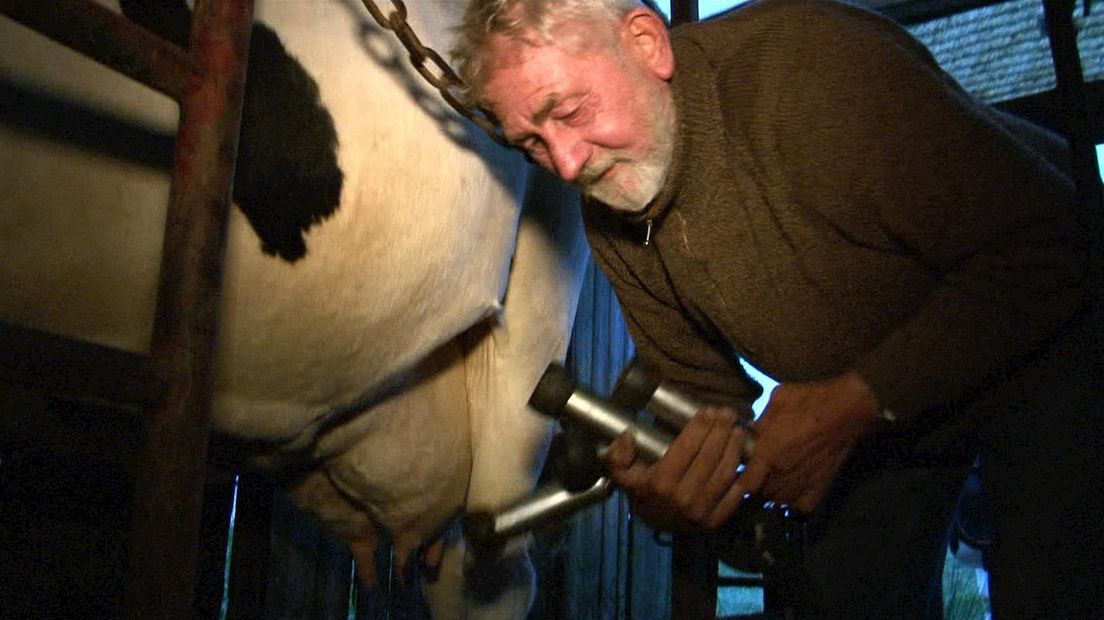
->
232, 24, 344, 262
121, 0, 344, 262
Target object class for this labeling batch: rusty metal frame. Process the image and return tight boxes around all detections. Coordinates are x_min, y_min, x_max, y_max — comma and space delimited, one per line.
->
122, 0, 254, 617
0, 0, 197, 99
0, 0, 254, 617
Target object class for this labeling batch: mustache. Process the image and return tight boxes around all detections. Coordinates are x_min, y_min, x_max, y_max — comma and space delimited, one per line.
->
575, 159, 618, 188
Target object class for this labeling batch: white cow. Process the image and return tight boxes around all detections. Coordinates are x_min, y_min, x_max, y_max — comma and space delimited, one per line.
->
0, 1, 588, 617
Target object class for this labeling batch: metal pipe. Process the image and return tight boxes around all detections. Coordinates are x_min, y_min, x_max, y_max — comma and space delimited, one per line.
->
612, 358, 757, 457
562, 390, 676, 461
464, 478, 615, 549
530, 363, 677, 462
612, 357, 699, 429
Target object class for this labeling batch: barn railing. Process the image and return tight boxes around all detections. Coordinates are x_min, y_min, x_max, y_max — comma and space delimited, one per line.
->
0, 1, 253, 619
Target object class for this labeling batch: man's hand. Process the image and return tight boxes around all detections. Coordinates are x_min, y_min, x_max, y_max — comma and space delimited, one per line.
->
602, 406, 752, 534
602, 371, 882, 533
734, 370, 881, 516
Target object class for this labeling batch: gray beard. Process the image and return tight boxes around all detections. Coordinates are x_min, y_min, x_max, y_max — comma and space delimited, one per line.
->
584, 94, 676, 214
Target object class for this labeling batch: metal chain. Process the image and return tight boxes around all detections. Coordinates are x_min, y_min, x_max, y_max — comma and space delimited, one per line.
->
359, 0, 508, 146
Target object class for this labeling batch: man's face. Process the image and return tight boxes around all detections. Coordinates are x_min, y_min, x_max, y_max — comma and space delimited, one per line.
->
480, 18, 675, 214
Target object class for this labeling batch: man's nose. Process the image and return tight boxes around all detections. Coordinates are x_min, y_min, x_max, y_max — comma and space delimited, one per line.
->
547, 134, 588, 183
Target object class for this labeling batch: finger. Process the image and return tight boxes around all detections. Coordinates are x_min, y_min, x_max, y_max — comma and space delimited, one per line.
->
793, 482, 830, 516
422, 536, 445, 571
602, 432, 654, 493
762, 474, 802, 506
616, 458, 656, 494
679, 410, 741, 511
740, 427, 757, 463
651, 408, 716, 491
707, 475, 748, 530
602, 431, 638, 472
699, 428, 747, 528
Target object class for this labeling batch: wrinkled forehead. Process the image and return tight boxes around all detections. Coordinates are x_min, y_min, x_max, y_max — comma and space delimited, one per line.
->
481, 30, 543, 76
478, 33, 561, 111
464, 6, 625, 113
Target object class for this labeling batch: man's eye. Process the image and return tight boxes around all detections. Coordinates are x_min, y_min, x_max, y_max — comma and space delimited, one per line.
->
529, 144, 549, 163
556, 97, 591, 125
510, 138, 537, 157
522, 141, 550, 167
554, 106, 583, 124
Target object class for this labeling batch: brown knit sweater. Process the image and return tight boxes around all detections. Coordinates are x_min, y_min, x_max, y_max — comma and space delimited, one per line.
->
583, 0, 1091, 446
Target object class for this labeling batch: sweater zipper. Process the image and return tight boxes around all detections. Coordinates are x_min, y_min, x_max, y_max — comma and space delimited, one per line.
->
641, 219, 653, 246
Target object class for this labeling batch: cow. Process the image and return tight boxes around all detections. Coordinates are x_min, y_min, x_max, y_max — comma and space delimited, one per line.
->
0, 1, 589, 617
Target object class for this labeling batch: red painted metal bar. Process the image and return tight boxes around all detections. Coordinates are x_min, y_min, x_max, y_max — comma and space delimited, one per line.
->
121, 0, 253, 618
0, 0, 196, 101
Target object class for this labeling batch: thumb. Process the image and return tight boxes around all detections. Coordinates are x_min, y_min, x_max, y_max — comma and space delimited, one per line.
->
602, 430, 639, 472
602, 431, 653, 492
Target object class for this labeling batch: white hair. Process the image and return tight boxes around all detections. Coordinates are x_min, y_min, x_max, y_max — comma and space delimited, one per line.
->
451, 0, 659, 103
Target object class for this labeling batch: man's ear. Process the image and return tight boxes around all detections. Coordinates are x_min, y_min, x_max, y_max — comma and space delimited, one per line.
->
621, 7, 674, 80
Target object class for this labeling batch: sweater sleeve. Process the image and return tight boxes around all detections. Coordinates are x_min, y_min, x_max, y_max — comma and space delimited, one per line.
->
583, 220, 763, 417
763, 4, 1087, 418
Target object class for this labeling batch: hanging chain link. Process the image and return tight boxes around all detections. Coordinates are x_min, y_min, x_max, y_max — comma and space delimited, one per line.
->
358, 0, 508, 146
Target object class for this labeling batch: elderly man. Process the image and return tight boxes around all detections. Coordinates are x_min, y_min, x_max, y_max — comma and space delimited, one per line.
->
453, 0, 1103, 617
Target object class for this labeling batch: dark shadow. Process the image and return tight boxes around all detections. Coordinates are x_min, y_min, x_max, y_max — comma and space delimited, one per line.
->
0, 75, 175, 170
